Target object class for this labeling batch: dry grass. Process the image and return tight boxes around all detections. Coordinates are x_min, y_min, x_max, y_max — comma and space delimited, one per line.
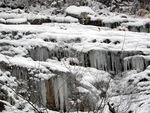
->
140, 9, 146, 17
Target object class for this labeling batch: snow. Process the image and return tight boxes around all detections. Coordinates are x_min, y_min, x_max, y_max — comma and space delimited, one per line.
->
122, 18, 150, 27
105, 67, 150, 113
0, 5, 150, 113
0, 11, 78, 25
0, 18, 6, 23
65, 5, 97, 16
0, 23, 149, 53
99, 14, 129, 23
0, 12, 24, 19
6, 18, 27, 24
50, 16, 79, 23
0, 54, 70, 74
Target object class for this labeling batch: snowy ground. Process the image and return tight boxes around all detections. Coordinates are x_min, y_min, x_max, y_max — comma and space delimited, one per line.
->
0, 23, 150, 53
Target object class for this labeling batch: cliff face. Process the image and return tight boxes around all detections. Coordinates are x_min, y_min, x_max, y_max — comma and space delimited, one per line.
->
0, 1, 150, 112
0, 22, 150, 113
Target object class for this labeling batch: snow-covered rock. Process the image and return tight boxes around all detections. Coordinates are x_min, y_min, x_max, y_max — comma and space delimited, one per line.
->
65, 5, 96, 18
6, 18, 27, 24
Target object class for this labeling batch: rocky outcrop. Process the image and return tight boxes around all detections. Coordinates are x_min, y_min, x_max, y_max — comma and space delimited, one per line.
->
0, 101, 6, 112
0, 56, 99, 112
127, 23, 150, 33
28, 45, 149, 74
28, 18, 51, 25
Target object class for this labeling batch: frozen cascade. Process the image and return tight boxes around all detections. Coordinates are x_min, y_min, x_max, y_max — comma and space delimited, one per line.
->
87, 50, 144, 74
53, 75, 68, 111
29, 46, 50, 61
28, 46, 71, 61
124, 55, 150, 72
0, 61, 29, 80
1, 45, 150, 111
39, 80, 47, 106
28, 45, 147, 74
0, 61, 48, 106
0, 59, 71, 111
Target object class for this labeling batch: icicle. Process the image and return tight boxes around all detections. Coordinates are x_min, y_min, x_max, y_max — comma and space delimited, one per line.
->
53, 77, 59, 109
53, 75, 68, 111
124, 56, 149, 72
40, 80, 47, 106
